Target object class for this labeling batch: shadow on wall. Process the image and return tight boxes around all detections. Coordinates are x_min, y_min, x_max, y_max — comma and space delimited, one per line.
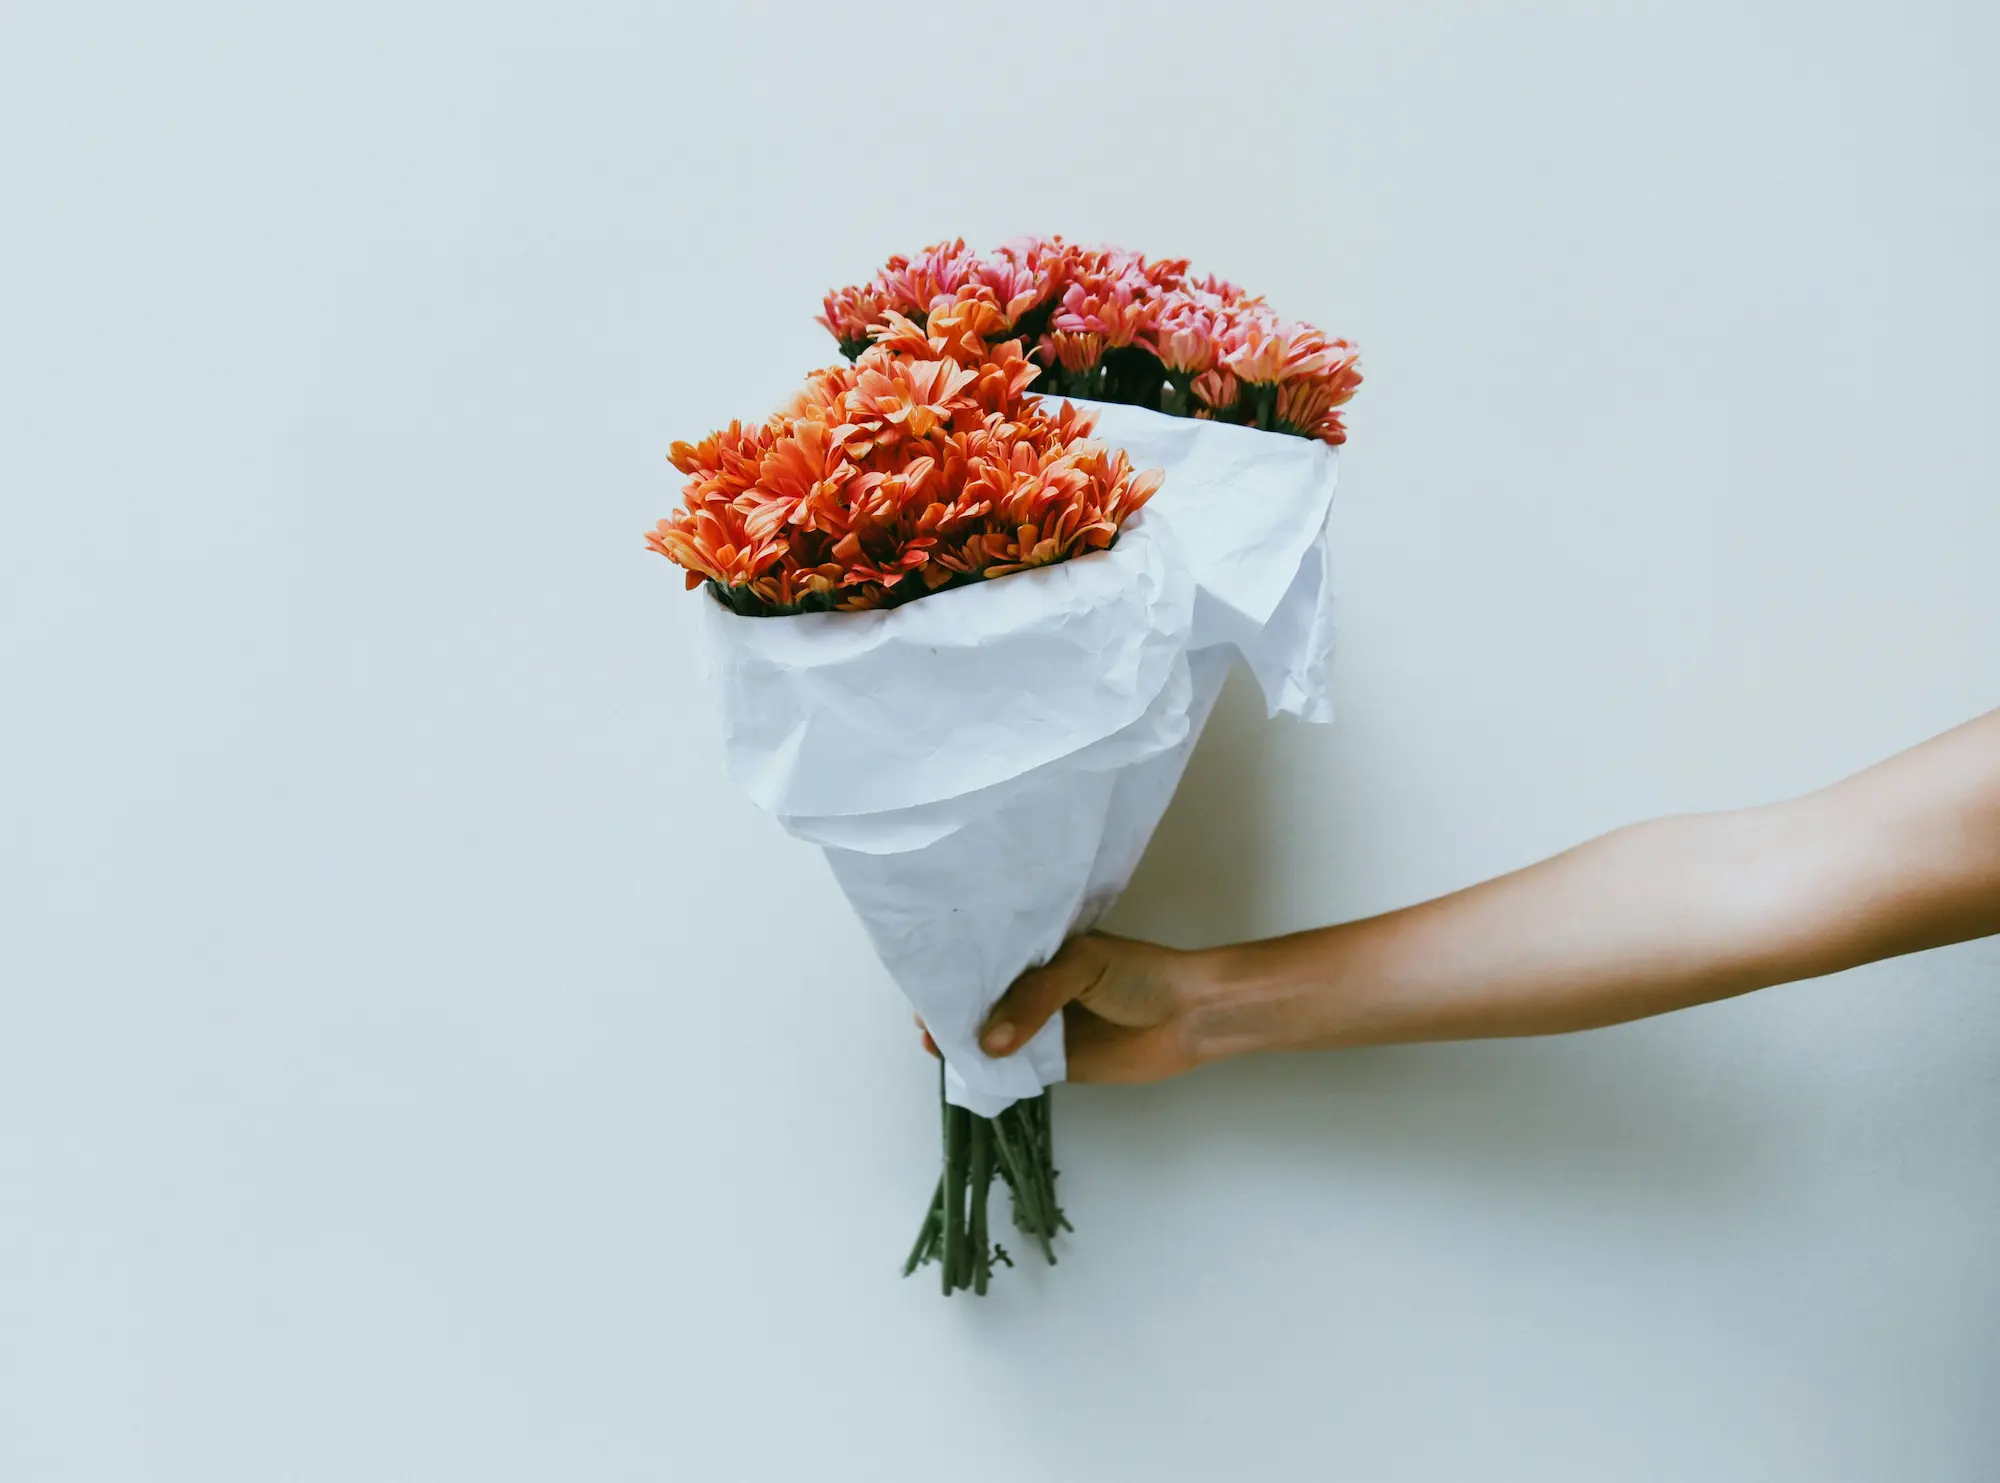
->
1066, 1031, 1773, 1220
1094, 665, 1774, 1215
1103, 665, 1307, 953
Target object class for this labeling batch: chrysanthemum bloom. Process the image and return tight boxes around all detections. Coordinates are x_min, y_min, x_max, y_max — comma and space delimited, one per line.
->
1043, 330, 1107, 373
845, 356, 977, 445
1271, 324, 1344, 381
933, 443, 1158, 579
878, 238, 980, 318
1140, 254, 1192, 293
1191, 367, 1240, 416
967, 336, 1043, 405
975, 243, 1065, 328
754, 419, 857, 536
924, 290, 1010, 364
654, 302, 1163, 614
645, 505, 785, 593
997, 233, 1072, 268
1218, 313, 1291, 385
1052, 280, 1157, 350
1275, 347, 1364, 445
1149, 303, 1221, 375
1275, 378, 1347, 444
863, 294, 1017, 374
1223, 313, 1341, 384
1188, 272, 1258, 307
668, 419, 774, 491
817, 285, 892, 354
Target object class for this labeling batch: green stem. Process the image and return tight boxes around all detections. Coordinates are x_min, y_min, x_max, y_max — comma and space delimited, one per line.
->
1030, 1092, 1070, 1232
903, 1176, 943, 1277
990, 1111, 1054, 1263
968, 1117, 993, 1295
943, 1100, 969, 1293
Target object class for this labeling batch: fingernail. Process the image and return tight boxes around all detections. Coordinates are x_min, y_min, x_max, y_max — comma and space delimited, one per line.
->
982, 1021, 1015, 1053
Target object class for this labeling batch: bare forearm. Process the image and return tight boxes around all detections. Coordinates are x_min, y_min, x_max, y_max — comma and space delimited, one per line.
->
1185, 711, 2000, 1061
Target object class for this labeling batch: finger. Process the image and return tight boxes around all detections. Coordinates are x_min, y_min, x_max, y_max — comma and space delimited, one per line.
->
981, 941, 1105, 1056
913, 1013, 939, 1059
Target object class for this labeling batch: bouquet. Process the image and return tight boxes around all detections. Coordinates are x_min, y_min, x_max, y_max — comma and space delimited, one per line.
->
652, 239, 1358, 1293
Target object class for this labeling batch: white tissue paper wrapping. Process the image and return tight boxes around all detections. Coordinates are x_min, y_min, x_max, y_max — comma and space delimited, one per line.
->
699, 402, 1339, 1116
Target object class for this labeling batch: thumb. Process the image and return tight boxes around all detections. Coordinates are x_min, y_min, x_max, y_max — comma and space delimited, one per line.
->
980, 940, 1105, 1056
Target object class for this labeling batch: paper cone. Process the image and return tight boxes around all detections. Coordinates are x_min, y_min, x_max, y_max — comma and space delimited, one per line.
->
699, 408, 1339, 1113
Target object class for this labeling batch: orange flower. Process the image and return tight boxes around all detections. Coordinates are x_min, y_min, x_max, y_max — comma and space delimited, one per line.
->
969, 336, 1043, 403
846, 356, 977, 443
646, 507, 786, 593
669, 419, 774, 489
754, 419, 855, 535
780, 365, 856, 422
652, 326, 1162, 613
925, 289, 1009, 364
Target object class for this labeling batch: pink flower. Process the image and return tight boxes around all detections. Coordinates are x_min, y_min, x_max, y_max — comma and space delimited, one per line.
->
817, 284, 892, 347
1275, 379, 1340, 440
805, 236, 1360, 458
1222, 315, 1342, 384
1218, 314, 1287, 383
1190, 272, 1256, 307
976, 241, 1065, 327
1043, 329, 1106, 372
1148, 303, 1220, 374
1275, 348, 1363, 445
877, 238, 980, 317
1052, 279, 1156, 349
1141, 254, 1192, 293
1191, 367, 1239, 414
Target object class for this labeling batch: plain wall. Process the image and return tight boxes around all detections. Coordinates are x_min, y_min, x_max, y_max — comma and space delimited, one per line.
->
3, 2, 1997, 1478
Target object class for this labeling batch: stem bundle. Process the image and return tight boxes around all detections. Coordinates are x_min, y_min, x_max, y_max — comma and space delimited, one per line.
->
902, 1066, 1068, 1295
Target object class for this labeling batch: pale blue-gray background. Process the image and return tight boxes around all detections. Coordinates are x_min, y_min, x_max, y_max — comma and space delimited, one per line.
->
3, 2, 1996, 1478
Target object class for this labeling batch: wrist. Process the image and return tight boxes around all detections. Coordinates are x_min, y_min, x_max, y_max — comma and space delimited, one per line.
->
1175, 939, 1312, 1068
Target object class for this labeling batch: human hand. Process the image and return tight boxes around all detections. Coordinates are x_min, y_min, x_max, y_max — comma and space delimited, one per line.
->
919, 934, 1216, 1084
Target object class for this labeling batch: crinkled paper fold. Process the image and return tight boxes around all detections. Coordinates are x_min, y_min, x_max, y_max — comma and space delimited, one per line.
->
698, 403, 1339, 1115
